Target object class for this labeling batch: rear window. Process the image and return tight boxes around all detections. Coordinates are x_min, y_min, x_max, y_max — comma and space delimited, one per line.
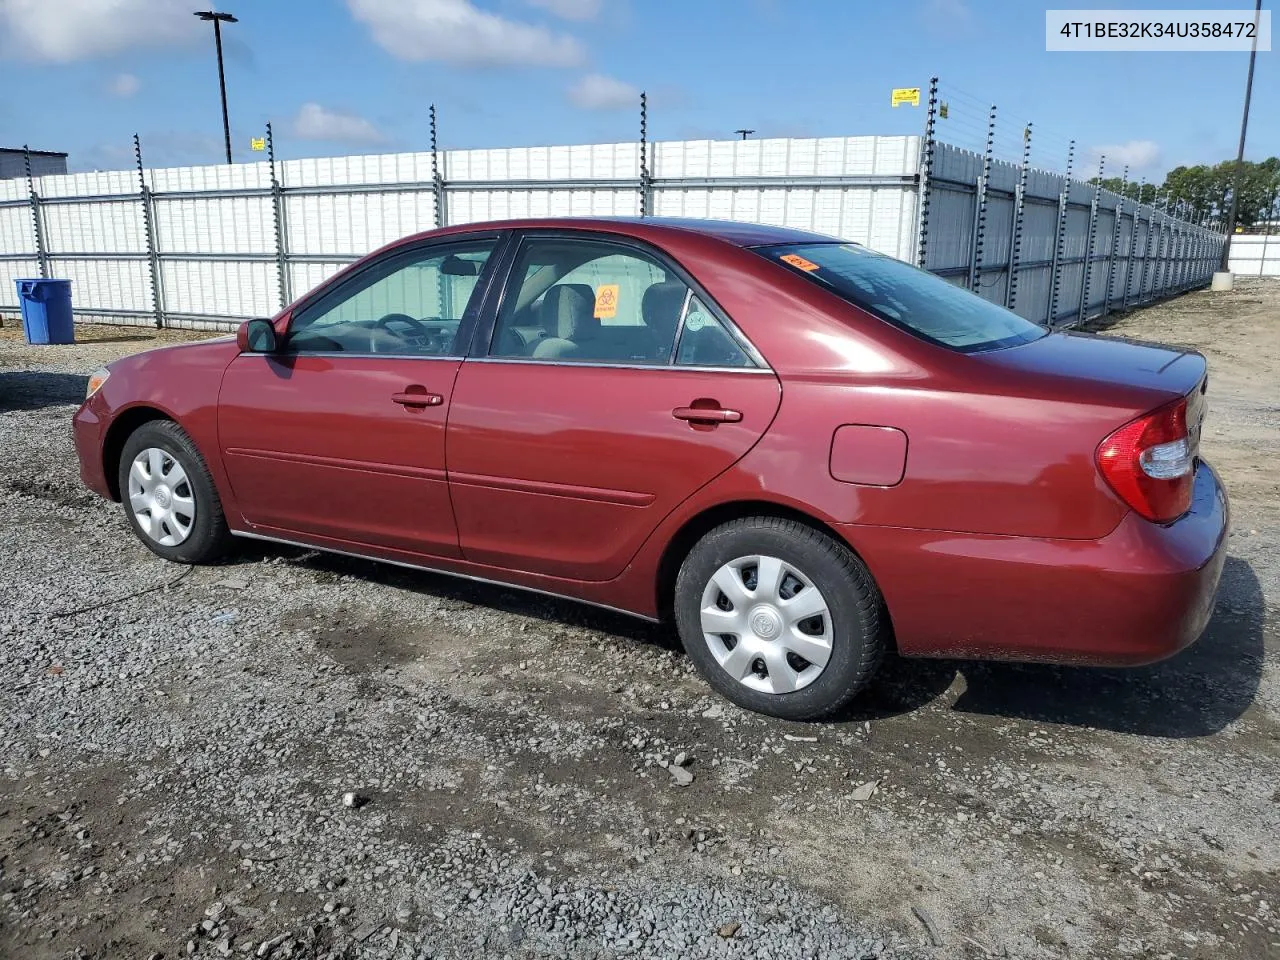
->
756, 242, 1047, 353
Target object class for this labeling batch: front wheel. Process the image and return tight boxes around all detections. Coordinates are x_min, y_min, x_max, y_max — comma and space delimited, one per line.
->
673, 517, 886, 720
117, 420, 233, 564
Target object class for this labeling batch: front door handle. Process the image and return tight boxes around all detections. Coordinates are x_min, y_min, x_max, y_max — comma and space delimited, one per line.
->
673, 405, 742, 424
392, 390, 443, 408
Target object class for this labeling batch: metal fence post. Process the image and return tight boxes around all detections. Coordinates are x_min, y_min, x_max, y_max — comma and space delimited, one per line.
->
1185, 225, 1192, 287
1005, 122, 1032, 312
133, 135, 164, 329
638, 91, 653, 217
1259, 187, 1279, 277
1178, 219, 1189, 289
430, 104, 447, 229
1149, 192, 1163, 297
1171, 208, 1184, 290
1153, 212, 1169, 295
916, 76, 939, 269
967, 103, 996, 292
1122, 177, 1144, 309
1134, 198, 1153, 304
23, 146, 49, 280
266, 123, 291, 310
1102, 165, 1127, 317
1046, 140, 1074, 325
1076, 156, 1105, 324
1181, 221, 1190, 288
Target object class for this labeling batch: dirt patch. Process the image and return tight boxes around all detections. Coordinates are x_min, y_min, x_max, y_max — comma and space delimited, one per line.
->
2, 292, 1278, 959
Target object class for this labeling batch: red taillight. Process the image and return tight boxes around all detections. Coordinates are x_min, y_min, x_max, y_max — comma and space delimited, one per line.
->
1096, 398, 1195, 523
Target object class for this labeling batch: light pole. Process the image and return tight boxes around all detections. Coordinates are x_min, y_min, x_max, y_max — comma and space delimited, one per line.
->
195, 10, 238, 164
735, 129, 755, 140
1220, 0, 1263, 271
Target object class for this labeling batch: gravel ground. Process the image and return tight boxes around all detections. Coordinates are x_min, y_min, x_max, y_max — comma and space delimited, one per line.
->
1, 284, 1277, 960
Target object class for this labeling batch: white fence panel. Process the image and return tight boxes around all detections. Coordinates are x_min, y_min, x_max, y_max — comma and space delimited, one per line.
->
1228, 234, 1280, 277
160, 260, 278, 321
0, 133, 1223, 331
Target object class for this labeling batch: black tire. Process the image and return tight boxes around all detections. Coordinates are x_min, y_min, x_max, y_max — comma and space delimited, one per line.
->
117, 420, 233, 564
673, 517, 885, 721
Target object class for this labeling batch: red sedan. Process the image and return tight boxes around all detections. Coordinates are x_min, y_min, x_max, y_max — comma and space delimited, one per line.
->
72, 218, 1228, 720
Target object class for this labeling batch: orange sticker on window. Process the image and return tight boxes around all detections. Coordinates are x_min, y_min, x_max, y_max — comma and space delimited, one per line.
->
780, 253, 820, 272
594, 283, 619, 319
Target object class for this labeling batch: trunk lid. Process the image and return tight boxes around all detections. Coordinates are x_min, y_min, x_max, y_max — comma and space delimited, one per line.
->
975, 330, 1207, 408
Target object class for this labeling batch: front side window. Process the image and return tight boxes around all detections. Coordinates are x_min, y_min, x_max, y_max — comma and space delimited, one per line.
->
286, 241, 496, 356
757, 242, 1047, 353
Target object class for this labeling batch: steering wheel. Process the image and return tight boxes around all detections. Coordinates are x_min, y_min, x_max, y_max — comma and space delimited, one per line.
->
374, 313, 431, 336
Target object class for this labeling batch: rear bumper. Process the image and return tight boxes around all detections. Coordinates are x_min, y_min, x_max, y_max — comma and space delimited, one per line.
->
72, 397, 113, 500
843, 461, 1229, 666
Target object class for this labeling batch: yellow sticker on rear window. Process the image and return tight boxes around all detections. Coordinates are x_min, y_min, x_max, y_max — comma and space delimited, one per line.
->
780, 253, 820, 272
594, 283, 619, 319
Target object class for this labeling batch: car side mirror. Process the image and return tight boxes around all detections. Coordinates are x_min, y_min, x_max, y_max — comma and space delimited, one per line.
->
238, 318, 278, 353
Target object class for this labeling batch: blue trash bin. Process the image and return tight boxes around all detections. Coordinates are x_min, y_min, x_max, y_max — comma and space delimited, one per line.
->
16, 279, 75, 345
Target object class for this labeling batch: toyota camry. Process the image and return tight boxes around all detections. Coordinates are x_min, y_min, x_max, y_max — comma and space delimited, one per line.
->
72, 218, 1228, 719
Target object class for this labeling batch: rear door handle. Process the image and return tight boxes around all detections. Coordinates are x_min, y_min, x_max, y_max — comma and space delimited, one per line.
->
673, 405, 742, 424
392, 391, 443, 408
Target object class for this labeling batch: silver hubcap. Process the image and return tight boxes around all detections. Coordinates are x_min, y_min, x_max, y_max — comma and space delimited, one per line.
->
699, 554, 833, 694
127, 447, 195, 546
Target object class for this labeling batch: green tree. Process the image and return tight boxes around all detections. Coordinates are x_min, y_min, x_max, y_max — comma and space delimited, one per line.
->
1088, 160, 1280, 227
1090, 177, 1158, 204
1160, 158, 1280, 228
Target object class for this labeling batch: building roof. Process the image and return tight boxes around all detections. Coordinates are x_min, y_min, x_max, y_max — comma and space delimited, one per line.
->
0, 148, 69, 158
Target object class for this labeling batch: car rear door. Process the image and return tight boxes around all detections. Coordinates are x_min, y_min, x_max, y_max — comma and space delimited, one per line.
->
445, 232, 781, 582
218, 235, 504, 558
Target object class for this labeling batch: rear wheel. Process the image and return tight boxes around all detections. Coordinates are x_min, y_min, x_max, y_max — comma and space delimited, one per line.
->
117, 420, 232, 564
674, 517, 885, 720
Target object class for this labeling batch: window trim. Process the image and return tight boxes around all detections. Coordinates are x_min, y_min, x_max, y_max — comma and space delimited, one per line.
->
463, 356, 776, 375
466, 229, 769, 371
282, 231, 511, 360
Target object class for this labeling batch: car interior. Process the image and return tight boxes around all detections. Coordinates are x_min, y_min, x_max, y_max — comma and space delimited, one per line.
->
491, 242, 753, 366
280, 239, 754, 366
284, 251, 487, 356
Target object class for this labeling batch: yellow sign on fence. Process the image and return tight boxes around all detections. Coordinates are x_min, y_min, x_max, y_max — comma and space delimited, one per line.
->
891, 87, 920, 108
249, 137, 266, 152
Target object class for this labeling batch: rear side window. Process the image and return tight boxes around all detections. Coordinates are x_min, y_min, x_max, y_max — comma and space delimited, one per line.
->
490, 238, 682, 363
489, 236, 757, 368
756, 242, 1047, 353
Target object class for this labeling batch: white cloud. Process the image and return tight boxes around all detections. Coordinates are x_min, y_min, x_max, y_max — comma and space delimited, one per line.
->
109, 72, 140, 97
568, 73, 638, 110
346, 0, 584, 66
291, 103, 386, 144
920, 0, 971, 31
0, 0, 197, 62
526, 0, 601, 21
1091, 140, 1161, 171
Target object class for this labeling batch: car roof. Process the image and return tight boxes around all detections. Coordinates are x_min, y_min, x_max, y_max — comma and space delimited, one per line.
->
421, 216, 837, 248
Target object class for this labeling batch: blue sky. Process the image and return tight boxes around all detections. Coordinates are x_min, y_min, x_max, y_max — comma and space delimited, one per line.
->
0, 0, 1274, 180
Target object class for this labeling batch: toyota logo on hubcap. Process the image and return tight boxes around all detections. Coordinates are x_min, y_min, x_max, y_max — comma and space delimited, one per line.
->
751, 610, 780, 639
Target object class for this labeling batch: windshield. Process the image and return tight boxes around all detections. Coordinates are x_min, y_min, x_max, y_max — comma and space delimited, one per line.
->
756, 242, 1047, 353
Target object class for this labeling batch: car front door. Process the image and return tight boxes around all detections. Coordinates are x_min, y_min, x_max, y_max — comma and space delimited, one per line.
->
446, 232, 782, 581
218, 235, 503, 558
